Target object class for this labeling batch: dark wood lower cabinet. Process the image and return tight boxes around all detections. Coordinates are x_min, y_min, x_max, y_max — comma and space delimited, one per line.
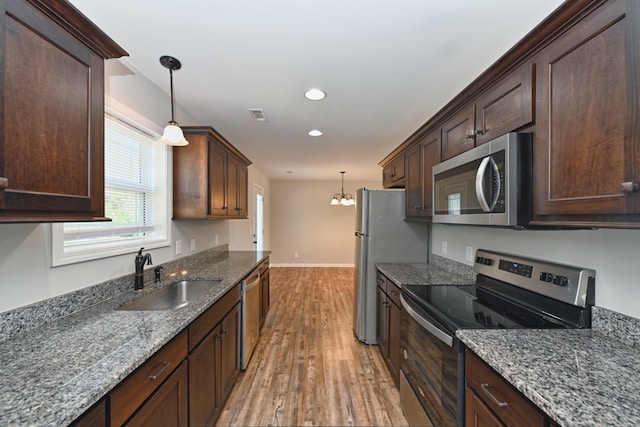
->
465, 386, 506, 427
124, 360, 189, 427
188, 291, 241, 427
465, 349, 549, 427
376, 271, 401, 386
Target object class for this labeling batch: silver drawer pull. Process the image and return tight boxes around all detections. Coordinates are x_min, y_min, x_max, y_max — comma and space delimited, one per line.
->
0, 177, 7, 188
148, 361, 170, 380
481, 383, 509, 408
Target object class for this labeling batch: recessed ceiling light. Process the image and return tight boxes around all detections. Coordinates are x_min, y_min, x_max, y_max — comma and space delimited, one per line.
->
304, 88, 326, 101
308, 129, 323, 137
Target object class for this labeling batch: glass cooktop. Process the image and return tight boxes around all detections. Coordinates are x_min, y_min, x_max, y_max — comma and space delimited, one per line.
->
401, 283, 573, 333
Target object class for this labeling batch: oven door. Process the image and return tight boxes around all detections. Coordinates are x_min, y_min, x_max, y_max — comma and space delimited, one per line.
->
400, 294, 463, 427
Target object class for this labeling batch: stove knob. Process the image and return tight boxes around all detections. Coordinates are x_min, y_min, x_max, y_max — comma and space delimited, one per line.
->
553, 275, 568, 286
483, 258, 493, 266
540, 272, 554, 282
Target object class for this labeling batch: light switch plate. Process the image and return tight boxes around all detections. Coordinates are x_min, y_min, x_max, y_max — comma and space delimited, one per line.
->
466, 246, 474, 262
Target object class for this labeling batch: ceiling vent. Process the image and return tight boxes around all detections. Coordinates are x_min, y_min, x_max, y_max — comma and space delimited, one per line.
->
248, 108, 268, 122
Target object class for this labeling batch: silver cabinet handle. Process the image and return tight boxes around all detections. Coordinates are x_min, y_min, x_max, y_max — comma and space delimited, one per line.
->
481, 383, 509, 408
148, 361, 170, 380
621, 182, 639, 193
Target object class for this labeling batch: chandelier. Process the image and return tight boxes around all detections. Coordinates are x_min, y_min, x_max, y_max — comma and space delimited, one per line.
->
330, 171, 355, 206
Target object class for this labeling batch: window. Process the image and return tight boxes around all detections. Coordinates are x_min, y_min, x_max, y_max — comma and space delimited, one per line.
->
52, 108, 170, 266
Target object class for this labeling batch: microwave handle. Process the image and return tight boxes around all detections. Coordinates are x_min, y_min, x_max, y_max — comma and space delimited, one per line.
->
475, 156, 501, 212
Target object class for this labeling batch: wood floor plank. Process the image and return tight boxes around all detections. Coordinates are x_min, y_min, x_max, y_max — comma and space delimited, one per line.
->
216, 267, 409, 427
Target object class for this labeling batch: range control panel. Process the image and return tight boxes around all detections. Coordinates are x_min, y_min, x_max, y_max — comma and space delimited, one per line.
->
473, 249, 596, 308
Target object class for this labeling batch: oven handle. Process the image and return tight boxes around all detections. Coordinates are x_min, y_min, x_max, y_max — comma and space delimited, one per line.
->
401, 295, 453, 347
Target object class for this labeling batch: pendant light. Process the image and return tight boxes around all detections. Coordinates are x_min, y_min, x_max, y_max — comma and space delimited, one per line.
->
159, 55, 188, 146
330, 171, 355, 206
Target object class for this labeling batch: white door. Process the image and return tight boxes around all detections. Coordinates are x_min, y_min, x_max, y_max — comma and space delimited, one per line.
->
252, 185, 264, 251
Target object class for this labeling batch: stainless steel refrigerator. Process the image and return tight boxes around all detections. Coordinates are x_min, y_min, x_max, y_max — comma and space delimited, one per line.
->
353, 188, 429, 344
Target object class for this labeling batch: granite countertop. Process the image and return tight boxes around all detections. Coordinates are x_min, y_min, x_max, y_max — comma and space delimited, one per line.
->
0, 250, 270, 427
457, 328, 640, 426
375, 261, 476, 287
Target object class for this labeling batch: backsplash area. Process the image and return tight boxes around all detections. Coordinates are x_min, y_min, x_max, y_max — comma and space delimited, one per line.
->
0, 245, 228, 342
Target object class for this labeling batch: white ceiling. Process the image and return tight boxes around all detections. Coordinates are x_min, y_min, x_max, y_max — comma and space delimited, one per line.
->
69, 0, 564, 182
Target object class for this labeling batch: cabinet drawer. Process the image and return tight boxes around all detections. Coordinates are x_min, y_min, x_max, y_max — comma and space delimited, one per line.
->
189, 284, 241, 351
385, 280, 401, 308
110, 330, 188, 427
465, 350, 545, 427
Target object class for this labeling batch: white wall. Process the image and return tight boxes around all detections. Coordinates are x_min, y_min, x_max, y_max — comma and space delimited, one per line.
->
270, 180, 381, 266
0, 58, 261, 314
432, 224, 640, 319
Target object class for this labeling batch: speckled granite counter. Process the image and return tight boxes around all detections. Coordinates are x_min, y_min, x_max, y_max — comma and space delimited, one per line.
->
375, 259, 476, 288
0, 249, 270, 427
458, 322, 640, 426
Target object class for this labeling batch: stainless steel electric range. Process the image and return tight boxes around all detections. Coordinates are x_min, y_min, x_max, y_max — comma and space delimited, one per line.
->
399, 249, 596, 427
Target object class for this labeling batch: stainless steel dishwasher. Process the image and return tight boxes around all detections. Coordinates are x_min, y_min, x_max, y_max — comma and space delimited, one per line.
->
240, 267, 261, 369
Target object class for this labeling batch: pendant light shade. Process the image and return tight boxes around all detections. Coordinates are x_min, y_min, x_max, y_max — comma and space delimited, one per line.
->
160, 122, 188, 146
159, 55, 188, 146
330, 171, 355, 206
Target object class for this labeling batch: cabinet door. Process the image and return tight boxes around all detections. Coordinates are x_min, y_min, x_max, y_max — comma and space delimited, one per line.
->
419, 130, 441, 217
225, 154, 248, 218
376, 286, 389, 358
441, 104, 475, 160
189, 327, 220, 427
405, 144, 422, 217
124, 360, 188, 427
236, 159, 249, 217
260, 267, 270, 329
475, 62, 534, 145
383, 156, 405, 188
387, 298, 401, 386
534, 0, 640, 220
465, 387, 505, 427
220, 303, 241, 402
0, 1, 106, 220
209, 142, 229, 217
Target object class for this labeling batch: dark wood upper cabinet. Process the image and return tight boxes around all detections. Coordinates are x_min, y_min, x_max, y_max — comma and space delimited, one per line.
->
0, 0, 126, 222
441, 104, 476, 161
475, 62, 535, 145
532, 0, 640, 226
382, 155, 405, 188
173, 126, 251, 220
405, 129, 441, 220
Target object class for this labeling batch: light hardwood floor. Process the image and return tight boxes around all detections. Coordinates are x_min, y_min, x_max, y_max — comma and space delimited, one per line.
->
216, 267, 409, 427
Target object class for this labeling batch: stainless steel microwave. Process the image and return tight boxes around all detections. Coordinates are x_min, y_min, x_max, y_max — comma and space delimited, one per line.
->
432, 132, 532, 227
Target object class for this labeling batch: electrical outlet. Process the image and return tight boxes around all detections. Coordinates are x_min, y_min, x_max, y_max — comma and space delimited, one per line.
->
466, 246, 474, 262
441, 241, 448, 255
294, 252, 299, 259
191, 238, 196, 252
214, 234, 219, 245
175, 240, 182, 255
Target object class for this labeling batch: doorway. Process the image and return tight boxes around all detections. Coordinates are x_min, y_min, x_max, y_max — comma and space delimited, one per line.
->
253, 184, 264, 251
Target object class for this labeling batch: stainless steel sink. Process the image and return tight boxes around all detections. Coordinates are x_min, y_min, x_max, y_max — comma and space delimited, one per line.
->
118, 279, 222, 311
